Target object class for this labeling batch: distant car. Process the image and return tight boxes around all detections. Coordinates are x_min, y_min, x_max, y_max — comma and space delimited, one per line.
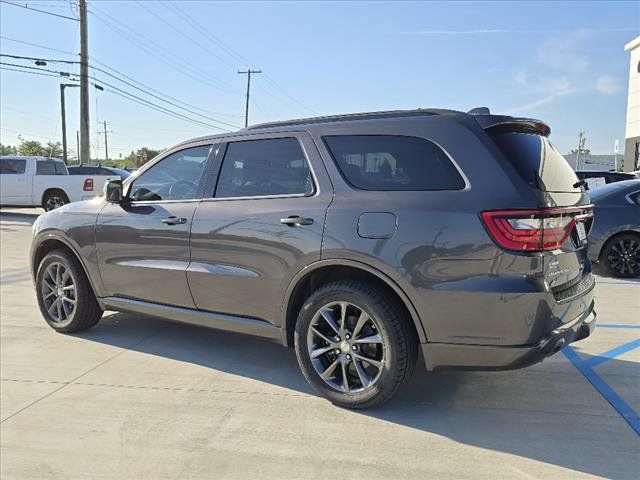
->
575, 170, 638, 189
1, 156, 118, 211
68, 165, 131, 180
587, 179, 640, 278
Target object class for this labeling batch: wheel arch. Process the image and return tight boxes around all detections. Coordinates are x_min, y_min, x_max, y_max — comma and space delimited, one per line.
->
31, 234, 100, 298
41, 188, 70, 208
281, 259, 427, 346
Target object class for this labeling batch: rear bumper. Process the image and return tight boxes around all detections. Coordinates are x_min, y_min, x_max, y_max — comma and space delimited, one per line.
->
422, 301, 596, 371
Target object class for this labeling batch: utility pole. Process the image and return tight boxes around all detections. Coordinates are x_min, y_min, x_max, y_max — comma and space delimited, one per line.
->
98, 120, 112, 161
79, 0, 90, 164
59, 83, 79, 164
238, 69, 261, 127
76, 130, 80, 164
576, 131, 586, 170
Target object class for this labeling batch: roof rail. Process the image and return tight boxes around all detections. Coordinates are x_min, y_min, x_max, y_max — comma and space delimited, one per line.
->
246, 108, 454, 130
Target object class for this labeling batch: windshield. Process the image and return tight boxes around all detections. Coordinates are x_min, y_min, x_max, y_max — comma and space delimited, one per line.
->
489, 131, 579, 192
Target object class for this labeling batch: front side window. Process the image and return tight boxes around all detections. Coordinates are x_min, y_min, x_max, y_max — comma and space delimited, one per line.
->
215, 137, 313, 198
36, 160, 56, 175
128, 145, 211, 201
0, 158, 26, 174
323, 135, 465, 191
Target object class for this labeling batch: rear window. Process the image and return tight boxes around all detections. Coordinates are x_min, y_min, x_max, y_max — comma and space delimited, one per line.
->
0, 158, 26, 174
488, 132, 578, 192
323, 135, 465, 191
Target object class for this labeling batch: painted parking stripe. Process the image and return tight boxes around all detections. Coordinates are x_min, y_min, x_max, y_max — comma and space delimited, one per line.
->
563, 347, 640, 436
595, 280, 640, 285
598, 324, 640, 329
583, 339, 640, 368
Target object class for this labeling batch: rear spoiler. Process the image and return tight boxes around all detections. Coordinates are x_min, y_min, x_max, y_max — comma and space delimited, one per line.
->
473, 114, 551, 137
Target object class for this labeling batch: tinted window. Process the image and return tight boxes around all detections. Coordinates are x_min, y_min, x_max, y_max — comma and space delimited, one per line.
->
489, 132, 578, 192
0, 158, 26, 174
129, 145, 211, 201
36, 160, 55, 175
323, 135, 464, 191
215, 138, 313, 198
54, 160, 67, 174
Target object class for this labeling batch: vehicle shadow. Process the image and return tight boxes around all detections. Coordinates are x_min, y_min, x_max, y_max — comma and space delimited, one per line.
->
0, 210, 40, 226
75, 312, 639, 479
593, 263, 640, 282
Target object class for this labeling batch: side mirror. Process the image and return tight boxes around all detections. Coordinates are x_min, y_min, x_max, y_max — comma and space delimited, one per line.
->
104, 179, 124, 203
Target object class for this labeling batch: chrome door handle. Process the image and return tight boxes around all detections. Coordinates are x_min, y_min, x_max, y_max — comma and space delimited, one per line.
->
162, 216, 187, 225
280, 215, 314, 226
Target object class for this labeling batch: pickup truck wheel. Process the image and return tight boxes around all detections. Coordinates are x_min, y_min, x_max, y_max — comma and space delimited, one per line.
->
294, 281, 418, 409
36, 249, 103, 333
42, 190, 69, 211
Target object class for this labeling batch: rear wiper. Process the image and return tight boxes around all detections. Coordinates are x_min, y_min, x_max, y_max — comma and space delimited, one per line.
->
573, 179, 588, 190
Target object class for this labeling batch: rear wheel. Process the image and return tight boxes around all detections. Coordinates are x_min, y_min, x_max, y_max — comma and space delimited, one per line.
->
601, 233, 640, 278
294, 281, 417, 409
35, 249, 103, 332
42, 190, 69, 211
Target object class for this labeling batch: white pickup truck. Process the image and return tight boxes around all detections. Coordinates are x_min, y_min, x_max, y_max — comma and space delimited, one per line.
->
0, 156, 117, 211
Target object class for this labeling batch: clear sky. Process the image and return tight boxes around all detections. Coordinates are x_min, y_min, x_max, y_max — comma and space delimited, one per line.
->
1, 0, 638, 160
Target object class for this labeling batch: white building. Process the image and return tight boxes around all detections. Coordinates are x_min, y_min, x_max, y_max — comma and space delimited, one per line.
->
624, 35, 640, 171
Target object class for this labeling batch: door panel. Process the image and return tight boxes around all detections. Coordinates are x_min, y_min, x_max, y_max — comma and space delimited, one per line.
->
187, 133, 333, 324
0, 158, 29, 204
96, 202, 198, 308
188, 195, 329, 322
95, 143, 213, 308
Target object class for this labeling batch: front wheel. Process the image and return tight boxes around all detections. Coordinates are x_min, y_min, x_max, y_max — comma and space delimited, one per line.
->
294, 281, 418, 409
601, 233, 640, 278
35, 249, 103, 332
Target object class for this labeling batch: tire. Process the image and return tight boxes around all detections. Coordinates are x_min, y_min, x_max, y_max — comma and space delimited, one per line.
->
35, 249, 103, 333
42, 190, 69, 211
294, 280, 418, 409
601, 233, 640, 278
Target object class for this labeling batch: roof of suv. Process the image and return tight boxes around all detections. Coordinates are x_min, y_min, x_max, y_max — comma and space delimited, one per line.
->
176, 108, 547, 149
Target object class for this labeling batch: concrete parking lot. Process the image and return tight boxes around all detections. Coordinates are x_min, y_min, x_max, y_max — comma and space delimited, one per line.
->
1, 208, 638, 479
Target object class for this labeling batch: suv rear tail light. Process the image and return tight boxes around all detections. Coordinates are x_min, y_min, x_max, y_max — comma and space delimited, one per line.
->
480, 206, 593, 252
83, 178, 94, 191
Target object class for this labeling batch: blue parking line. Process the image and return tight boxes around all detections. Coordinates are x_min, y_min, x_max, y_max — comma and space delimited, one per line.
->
583, 339, 640, 368
598, 324, 640, 329
563, 347, 640, 436
595, 280, 640, 285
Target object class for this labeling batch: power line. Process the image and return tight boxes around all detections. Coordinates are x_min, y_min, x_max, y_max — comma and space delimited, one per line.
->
0, 65, 63, 78
0, 61, 77, 77
0, 0, 78, 21
88, 6, 242, 95
0, 53, 80, 64
158, 0, 318, 116
89, 64, 241, 129
0, 35, 77, 56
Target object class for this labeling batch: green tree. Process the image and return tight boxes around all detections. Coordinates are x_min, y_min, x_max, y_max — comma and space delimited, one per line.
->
17, 137, 45, 156
44, 141, 63, 158
0, 143, 17, 155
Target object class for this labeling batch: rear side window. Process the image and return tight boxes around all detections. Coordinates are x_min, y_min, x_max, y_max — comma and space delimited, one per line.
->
36, 160, 55, 175
0, 158, 26, 174
54, 160, 67, 174
215, 138, 314, 198
488, 132, 578, 192
323, 135, 465, 191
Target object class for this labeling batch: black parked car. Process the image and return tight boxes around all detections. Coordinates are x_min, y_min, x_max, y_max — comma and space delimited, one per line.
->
68, 165, 131, 180
587, 179, 640, 278
575, 170, 638, 187
30, 109, 596, 408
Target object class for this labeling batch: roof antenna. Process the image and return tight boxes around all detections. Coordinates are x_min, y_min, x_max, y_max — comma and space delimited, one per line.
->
468, 107, 490, 115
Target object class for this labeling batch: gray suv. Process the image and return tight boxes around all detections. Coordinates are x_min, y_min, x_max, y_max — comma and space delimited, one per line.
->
30, 109, 596, 408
